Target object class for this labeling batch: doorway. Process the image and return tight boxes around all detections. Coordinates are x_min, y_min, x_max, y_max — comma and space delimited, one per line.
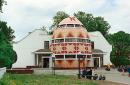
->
43, 58, 49, 68
94, 58, 99, 68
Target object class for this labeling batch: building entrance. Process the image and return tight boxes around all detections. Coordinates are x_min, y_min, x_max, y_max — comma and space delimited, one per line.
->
43, 58, 49, 68
94, 58, 99, 68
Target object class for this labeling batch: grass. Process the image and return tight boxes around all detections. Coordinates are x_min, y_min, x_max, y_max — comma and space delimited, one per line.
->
0, 74, 98, 85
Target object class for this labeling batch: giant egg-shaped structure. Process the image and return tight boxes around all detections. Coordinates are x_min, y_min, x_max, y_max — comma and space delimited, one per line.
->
50, 17, 93, 69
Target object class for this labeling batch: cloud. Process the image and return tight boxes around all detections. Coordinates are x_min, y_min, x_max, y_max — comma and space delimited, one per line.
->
100, 0, 130, 33
1, 0, 130, 40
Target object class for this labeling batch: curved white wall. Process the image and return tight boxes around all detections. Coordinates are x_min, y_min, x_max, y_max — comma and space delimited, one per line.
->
89, 31, 112, 65
13, 29, 51, 68
13, 30, 112, 68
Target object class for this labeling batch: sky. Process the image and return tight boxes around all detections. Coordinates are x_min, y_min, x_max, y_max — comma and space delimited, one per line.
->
0, 0, 130, 41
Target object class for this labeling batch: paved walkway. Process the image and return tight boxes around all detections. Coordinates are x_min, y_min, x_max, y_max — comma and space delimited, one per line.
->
95, 68, 130, 85
34, 68, 130, 85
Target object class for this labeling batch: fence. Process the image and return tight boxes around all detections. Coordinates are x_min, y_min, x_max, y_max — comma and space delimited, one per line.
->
0, 67, 6, 79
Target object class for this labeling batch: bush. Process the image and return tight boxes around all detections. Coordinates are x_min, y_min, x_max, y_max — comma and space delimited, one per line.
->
110, 55, 130, 67
0, 41, 17, 69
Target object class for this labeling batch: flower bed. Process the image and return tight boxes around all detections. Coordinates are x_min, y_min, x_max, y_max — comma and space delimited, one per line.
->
6, 68, 33, 74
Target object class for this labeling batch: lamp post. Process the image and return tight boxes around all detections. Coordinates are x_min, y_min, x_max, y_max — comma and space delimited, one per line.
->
77, 52, 81, 79
52, 56, 55, 75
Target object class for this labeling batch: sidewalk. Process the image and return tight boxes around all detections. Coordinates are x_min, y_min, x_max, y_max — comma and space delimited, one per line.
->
34, 68, 130, 85
95, 68, 130, 85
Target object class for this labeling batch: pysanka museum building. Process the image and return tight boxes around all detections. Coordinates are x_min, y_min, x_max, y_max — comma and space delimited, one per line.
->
13, 17, 112, 69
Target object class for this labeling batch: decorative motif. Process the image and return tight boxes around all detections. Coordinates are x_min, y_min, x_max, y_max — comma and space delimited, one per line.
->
53, 47, 56, 50
61, 43, 64, 46
67, 32, 73, 37
73, 43, 76, 46
80, 43, 83, 45
68, 43, 72, 45
73, 51, 77, 53
64, 43, 67, 46
57, 33, 63, 38
78, 32, 84, 38
67, 60, 73, 65
86, 34, 89, 38
69, 51, 73, 53
81, 51, 84, 54
62, 47, 67, 50
84, 44, 88, 46
85, 47, 88, 50
57, 52, 60, 54
74, 47, 79, 50
69, 17, 75, 21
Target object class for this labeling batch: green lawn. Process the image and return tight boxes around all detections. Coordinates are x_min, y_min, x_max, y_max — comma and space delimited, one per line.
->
0, 74, 97, 85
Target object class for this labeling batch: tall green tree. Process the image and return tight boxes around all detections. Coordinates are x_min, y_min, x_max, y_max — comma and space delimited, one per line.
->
74, 11, 110, 37
107, 31, 130, 66
107, 31, 130, 56
0, 22, 17, 68
0, 21, 15, 41
51, 11, 110, 37
52, 11, 69, 27
0, 1, 17, 68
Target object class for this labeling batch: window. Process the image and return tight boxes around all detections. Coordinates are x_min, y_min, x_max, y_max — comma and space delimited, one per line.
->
91, 41, 94, 49
67, 24, 74, 27
55, 39, 64, 43
65, 38, 88, 42
55, 55, 64, 59
44, 41, 49, 49
65, 55, 75, 58
75, 24, 81, 27
88, 40, 91, 43
87, 55, 91, 58
58, 24, 66, 28
52, 40, 54, 43
77, 39, 84, 42
65, 38, 72, 42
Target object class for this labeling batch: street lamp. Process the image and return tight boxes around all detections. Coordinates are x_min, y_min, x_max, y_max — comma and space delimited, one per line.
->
52, 56, 55, 75
77, 52, 81, 79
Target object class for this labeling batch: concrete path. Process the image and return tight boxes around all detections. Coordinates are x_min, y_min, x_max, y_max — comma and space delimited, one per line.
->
94, 68, 130, 85
33, 68, 130, 85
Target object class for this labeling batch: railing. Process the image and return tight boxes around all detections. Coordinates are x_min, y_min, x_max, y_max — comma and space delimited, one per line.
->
0, 67, 6, 79
51, 38, 91, 44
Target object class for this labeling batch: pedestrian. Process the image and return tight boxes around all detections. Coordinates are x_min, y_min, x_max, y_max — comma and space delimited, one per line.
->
127, 65, 130, 77
82, 68, 87, 78
86, 68, 92, 80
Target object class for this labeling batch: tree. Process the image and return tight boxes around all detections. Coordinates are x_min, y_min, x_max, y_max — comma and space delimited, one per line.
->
107, 31, 130, 66
107, 31, 130, 56
51, 11, 110, 37
0, 0, 6, 12
0, 21, 15, 41
74, 11, 110, 37
0, 0, 17, 68
0, 26, 17, 68
0, 21, 17, 68
52, 11, 69, 27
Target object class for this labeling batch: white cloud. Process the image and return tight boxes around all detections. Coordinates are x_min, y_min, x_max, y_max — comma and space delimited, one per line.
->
1, 0, 130, 40
100, 0, 130, 33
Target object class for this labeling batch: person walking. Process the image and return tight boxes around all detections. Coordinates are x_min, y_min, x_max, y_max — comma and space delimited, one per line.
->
86, 68, 92, 80
82, 68, 87, 78
127, 65, 130, 77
